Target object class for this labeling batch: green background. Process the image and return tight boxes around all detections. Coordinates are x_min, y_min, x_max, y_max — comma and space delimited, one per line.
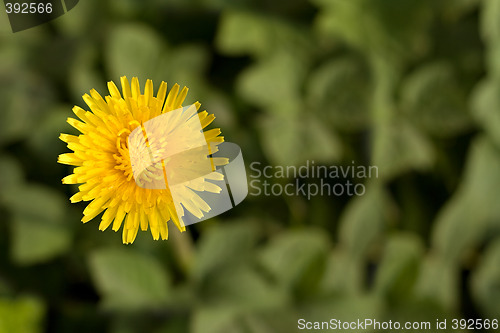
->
0, 0, 499, 332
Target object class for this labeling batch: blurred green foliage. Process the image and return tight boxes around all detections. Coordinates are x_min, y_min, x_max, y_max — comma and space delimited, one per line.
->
0, 0, 498, 332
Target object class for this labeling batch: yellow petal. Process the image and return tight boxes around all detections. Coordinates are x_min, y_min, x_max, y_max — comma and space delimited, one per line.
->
112, 206, 126, 231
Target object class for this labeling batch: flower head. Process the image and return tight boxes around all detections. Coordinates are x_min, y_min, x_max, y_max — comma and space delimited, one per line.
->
58, 77, 225, 244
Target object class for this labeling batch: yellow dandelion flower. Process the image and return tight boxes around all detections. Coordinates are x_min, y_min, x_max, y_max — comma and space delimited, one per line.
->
58, 76, 226, 244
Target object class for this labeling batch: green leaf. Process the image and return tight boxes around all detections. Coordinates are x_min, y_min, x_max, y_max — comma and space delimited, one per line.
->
216, 11, 272, 57
415, 256, 459, 311
193, 220, 259, 281
0, 27, 43, 67
193, 266, 292, 333
191, 306, 243, 333
69, 42, 105, 101
372, 120, 434, 180
217, 11, 310, 59
307, 57, 372, 132
313, 0, 370, 50
431, 137, 500, 263
0, 296, 45, 333
1, 185, 71, 265
319, 250, 364, 295
470, 240, 500, 318
338, 185, 392, 259
155, 44, 209, 97
107, 24, 209, 99
200, 265, 289, 311
106, 23, 165, 84
0, 71, 54, 145
11, 217, 71, 266
237, 51, 307, 109
303, 117, 342, 163
54, 0, 97, 37
88, 248, 171, 310
2, 185, 66, 222
107, 0, 144, 18
481, 0, 500, 77
258, 229, 330, 295
0, 155, 24, 191
373, 233, 424, 300
258, 112, 301, 166
471, 79, 500, 148
481, 0, 500, 45
314, 0, 433, 63
259, 111, 341, 166
27, 106, 71, 162
401, 62, 471, 137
